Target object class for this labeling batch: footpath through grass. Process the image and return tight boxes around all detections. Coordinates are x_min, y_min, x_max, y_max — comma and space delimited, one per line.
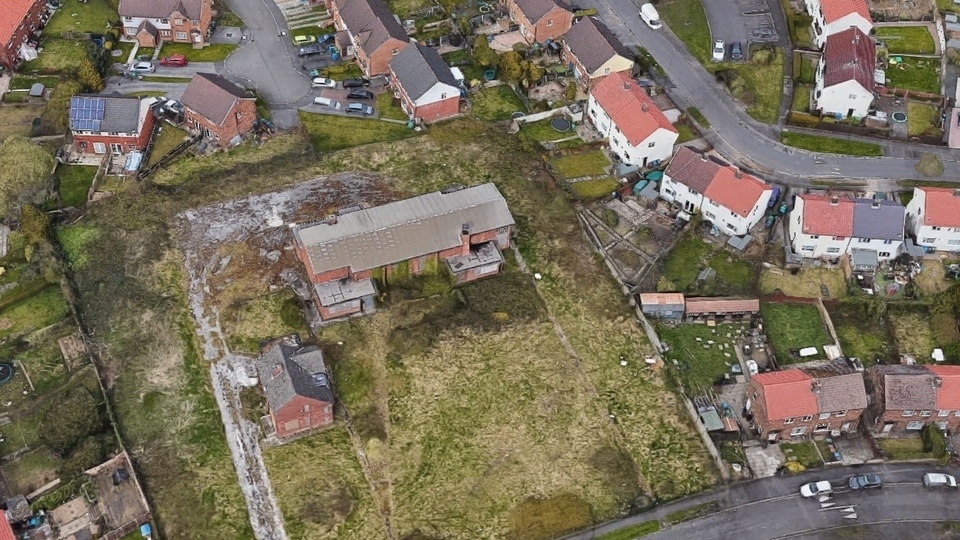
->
779, 131, 883, 156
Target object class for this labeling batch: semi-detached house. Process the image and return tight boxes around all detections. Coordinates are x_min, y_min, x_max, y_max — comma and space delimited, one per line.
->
905, 187, 960, 253
505, 0, 572, 45
179, 73, 257, 147
0, 0, 45, 71
660, 147, 773, 236
803, 0, 873, 48
868, 365, 960, 435
587, 72, 677, 168
788, 194, 904, 261
328, 0, 410, 76
562, 17, 634, 91
814, 27, 876, 118
120, 0, 212, 47
389, 43, 461, 124
68, 95, 156, 156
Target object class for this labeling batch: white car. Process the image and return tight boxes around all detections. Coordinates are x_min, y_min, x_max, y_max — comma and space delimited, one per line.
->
129, 61, 155, 74
712, 40, 725, 62
923, 473, 958, 488
800, 480, 832, 498
745, 359, 759, 376
311, 77, 337, 88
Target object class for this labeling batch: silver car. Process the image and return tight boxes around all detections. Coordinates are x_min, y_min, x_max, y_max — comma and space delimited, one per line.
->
129, 61, 155, 74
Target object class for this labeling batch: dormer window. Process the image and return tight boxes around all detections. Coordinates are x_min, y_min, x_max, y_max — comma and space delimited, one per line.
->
160, 18, 169, 24
175, 19, 183, 25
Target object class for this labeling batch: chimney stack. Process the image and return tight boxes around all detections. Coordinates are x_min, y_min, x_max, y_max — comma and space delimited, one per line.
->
830, 196, 839, 206
460, 223, 471, 256
641, 102, 648, 112
811, 380, 822, 393
734, 168, 743, 179
935, 377, 944, 388
327, 214, 338, 225
623, 81, 631, 91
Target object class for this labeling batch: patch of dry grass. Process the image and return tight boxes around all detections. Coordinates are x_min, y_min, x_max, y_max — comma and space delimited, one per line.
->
916, 262, 948, 296
221, 289, 307, 354
0, 104, 45, 142
759, 267, 847, 298
888, 308, 937, 358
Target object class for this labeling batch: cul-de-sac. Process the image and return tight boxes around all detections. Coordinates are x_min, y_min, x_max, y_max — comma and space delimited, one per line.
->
1, 0, 960, 538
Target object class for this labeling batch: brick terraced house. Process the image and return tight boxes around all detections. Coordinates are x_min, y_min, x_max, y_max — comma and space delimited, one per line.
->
327, 0, 410, 76
120, 0, 213, 47
0, 0, 45, 71
293, 184, 515, 321
506, 0, 572, 44
747, 367, 867, 442
68, 95, 157, 156
257, 334, 335, 439
179, 73, 256, 147
562, 17, 634, 90
389, 43, 461, 123
868, 364, 960, 435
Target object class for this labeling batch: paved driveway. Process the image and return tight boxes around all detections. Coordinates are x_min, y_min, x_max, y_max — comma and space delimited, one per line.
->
151, 62, 218, 78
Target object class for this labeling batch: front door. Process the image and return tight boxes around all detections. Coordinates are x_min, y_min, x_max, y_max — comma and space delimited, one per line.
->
882, 422, 894, 433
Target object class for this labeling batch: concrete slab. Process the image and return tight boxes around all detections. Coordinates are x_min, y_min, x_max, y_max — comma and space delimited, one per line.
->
835, 435, 878, 465
744, 442, 785, 477
490, 31, 526, 52
211, 26, 243, 45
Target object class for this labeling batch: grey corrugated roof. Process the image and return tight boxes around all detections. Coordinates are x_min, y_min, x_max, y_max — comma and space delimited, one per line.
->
563, 17, 634, 73
390, 43, 459, 101
258, 336, 334, 413
333, 0, 408, 54
295, 183, 515, 274
850, 247, 878, 268
69, 95, 141, 133
851, 198, 904, 241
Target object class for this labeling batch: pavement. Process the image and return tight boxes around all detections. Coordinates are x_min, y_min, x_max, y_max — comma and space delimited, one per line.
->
593, 0, 960, 184
563, 462, 960, 540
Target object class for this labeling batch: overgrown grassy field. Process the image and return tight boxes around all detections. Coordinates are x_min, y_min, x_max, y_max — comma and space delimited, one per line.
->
759, 267, 847, 298
759, 302, 831, 363
731, 48, 785, 124
658, 0, 710, 63
827, 301, 894, 362
299, 112, 418, 152
0, 104, 45, 142
20, 39, 91, 73
148, 125, 190, 167
221, 290, 308, 354
661, 236, 755, 294
658, 323, 748, 392
888, 306, 937, 358
469, 85, 527, 121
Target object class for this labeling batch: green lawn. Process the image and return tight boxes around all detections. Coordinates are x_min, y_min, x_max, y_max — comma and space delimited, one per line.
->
907, 101, 943, 138
319, 63, 364, 80
877, 438, 937, 460
659, 323, 748, 392
469, 85, 527, 121
376, 92, 409, 121
828, 301, 894, 362
8, 76, 60, 91
20, 39, 92, 73
596, 521, 661, 540
661, 237, 754, 293
43, 0, 118, 36
519, 117, 575, 142
571, 177, 618, 200
939, 0, 960, 12
726, 48, 784, 124
218, 10, 245, 27
780, 441, 823, 468
658, 0, 711, 63
791, 85, 811, 112
299, 111, 417, 152
706, 251, 754, 293
56, 165, 97, 208
876, 27, 937, 55
886, 56, 941, 94
759, 302, 831, 364
797, 55, 816, 84
0, 286, 70, 341
148, 125, 189, 167
662, 236, 712, 292
675, 123, 697, 143
158, 43, 237, 62
548, 150, 610, 178
779, 131, 883, 156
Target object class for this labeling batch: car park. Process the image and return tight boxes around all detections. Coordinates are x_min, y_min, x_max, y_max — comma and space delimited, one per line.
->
712, 40, 725, 62
342, 77, 371, 88
345, 102, 374, 116
923, 473, 957, 488
800, 481, 832, 498
129, 61, 155, 74
311, 77, 337, 88
731, 42, 743, 61
159, 54, 188, 67
298, 44, 324, 57
293, 35, 316, 45
848, 474, 882, 489
346, 89, 374, 100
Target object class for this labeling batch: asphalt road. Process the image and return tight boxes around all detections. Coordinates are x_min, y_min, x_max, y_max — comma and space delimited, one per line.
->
564, 463, 959, 540
594, 0, 960, 184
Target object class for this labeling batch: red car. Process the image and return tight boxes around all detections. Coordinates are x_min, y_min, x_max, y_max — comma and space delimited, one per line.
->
159, 54, 188, 67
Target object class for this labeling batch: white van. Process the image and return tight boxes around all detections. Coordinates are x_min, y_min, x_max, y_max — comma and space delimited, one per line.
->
923, 473, 957, 488
640, 3, 662, 29
313, 96, 341, 110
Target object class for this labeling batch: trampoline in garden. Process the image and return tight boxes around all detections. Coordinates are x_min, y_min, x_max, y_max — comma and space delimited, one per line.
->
483, 69, 496, 81
0, 363, 14, 385
892, 112, 907, 123
551, 117, 571, 131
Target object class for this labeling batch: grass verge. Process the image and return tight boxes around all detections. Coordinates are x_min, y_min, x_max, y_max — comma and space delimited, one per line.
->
375, 92, 409, 121
596, 520, 661, 540
779, 131, 883, 156
687, 107, 710, 128
658, 0, 710, 63
299, 112, 418, 152
665, 501, 719, 525
729, 48, 784, 124
159, 43, 237, 62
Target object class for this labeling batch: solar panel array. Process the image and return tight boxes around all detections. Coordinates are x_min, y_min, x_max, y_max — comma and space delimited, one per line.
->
69, 96, 106, 132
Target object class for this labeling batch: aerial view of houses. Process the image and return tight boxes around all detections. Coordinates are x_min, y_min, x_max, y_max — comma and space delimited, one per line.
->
3, 0, 960, 536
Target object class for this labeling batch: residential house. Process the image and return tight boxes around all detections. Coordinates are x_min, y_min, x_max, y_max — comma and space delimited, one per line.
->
803, 0, 873, 48
587, 72, 677, 168
179, 73, 257, 147
257, 335, 334, 439
905, 187, 960, 253
293, 184, 515, 321
120, 0, 213, 48
814, 27, 876, 118
660, 147, 773, 236
747, 367, 867, 442
68, 95, 157, 156
389, 43, 461, 123
868, 364, 960, 435
684, 297, 760, 322
0, 508, 12, 540
0, 0, 45, 71
788, 194, 904, 261
639, 292, 685, 321
506, 0, 573, 44
328, 0, 410, 76
562, 17, 634, 90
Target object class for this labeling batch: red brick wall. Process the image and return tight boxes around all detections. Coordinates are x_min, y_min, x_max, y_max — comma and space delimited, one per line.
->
0, 0, 44, 70
874, 410, 960, 434
748, 380, 863, 440
411, 96, 460, 124
529, 7, 571, 44
319, 301, 361, 320
168, 4, 212, 44
310, 266, 350, 284
184, 97, 256, 147
364, 38, 408, 76
273, 396, 333, 438
73, 111, 155, 154
438, 245, 462, 259
353, 269, 372, 281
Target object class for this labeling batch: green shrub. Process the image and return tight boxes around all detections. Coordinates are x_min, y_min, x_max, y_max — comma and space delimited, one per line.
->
38, 386, 105, 456
922, 423, 947, 458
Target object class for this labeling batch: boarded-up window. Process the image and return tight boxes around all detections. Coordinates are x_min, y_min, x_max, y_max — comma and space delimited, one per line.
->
283, 419, 299, 432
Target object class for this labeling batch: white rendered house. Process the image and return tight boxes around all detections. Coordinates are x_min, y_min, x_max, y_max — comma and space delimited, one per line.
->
803, 0, 874, 47
905, 187, 960, 252
814, 27, 876, 118
790, 194, 904, 260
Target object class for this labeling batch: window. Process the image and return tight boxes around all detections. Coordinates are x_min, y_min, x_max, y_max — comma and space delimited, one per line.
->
883, 239, 893, 244
93, 142, 106, 154
753, 391, 759, 400
392, 48, 399, 55
906, 421, 924, 430
440, 92, 447, 99
790, 426, 807, 436
160, 18, 169, 23
303, 404, 310, 412
814, 423, 829, 432
110, 143, 122, 153
933, 226, 942, 231
709, 199, 718, 207
879, 251, 890, 258
949, 239, 960, 246
939, 410, 951, 417
835, 410, 847, 417
801, 245, 815, 251
811, 234, 819, 239
726, 223, 736, 231
604, 67, 610, 75
848, 93, 857, 99
236, 110, 243, 119
127, 144, 137, 151
648, 142, 656, 148
176, 31, 187, 40
161, 29, 171, 36
783, 417, 795, 424
175, 18, 183, 25
126, 27, 136, 35
833, 236, 845, 241
902, 410, 915, 417
801, 415, 813, 422
826, 247, 840, 254
818, 412, 831, 420
921, 410, 932, 417
125, 16, 132, 21
857, 238, 869, 243
923, 237, 937, 243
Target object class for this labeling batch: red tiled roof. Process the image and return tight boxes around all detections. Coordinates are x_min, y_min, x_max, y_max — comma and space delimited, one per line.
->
0, 0, 39, 45
0, 516, 14, 540
927, 365, 960, 410
703, 166, 769, 218
639, 292, 685, 306
918, 187, 960, 228
822, 27, 876, 91
591, 72, 677, 146
798, 194, 854, 236
684, 297, 760, 314
754, 369, 817, 420
819, 0, 872, 24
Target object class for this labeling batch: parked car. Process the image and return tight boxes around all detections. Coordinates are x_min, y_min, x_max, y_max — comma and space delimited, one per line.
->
311, 77, 337, 88
346, 89, 374, 100
159, 54, 188, 67
298, 44, 324, 57
848, 474, 882, 489
731, 41, 743, 61
293, 35, 316, 45
712, 40, 725, 62
342, 77, 371, 88
129, 61, 155, 74
923, 473, 958, 488
313, 96, 341, 110
799, 480, 832, 498
639, 3, 662, 29
745, 359, 759, 376
345, 102, 374, 116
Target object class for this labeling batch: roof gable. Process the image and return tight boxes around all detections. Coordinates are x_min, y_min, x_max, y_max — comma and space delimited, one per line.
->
591, 72, 676, 146
563, 17, 633, 73
798, 194, 855, 236
0, 0, 39, 43
819, 0, 872, 25
754, 369, 818, 420
851, 198, 904, 240
180, 73, 250, 125
119, 0, 204, 20
918, 187, 960, 228
514, 0, 571, 23
333, 0, 408, 53
822, 27, 876, 91
389, 43, 459, 101
258, 336, 334, 413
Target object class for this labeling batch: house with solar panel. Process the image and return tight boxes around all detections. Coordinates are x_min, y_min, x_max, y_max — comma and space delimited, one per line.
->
67, 95, 157, 158
292, 184, 515, 321
257, 334, 334, 439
